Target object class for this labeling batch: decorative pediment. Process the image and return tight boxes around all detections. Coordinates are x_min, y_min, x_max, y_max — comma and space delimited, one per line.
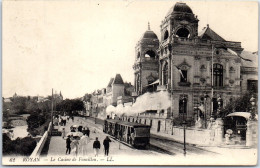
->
177, 59, 191, 70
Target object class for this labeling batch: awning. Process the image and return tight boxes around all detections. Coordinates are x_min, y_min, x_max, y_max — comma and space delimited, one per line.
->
226, 112, 258, 120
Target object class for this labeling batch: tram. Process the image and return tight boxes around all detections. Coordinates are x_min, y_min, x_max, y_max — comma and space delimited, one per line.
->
103, 119, 151, 148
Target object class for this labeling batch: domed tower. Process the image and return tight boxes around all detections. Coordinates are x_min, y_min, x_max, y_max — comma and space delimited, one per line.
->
133, 23, 159, 95
158, 2, 199, 88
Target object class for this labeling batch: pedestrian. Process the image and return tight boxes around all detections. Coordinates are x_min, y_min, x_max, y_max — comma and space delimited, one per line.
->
82, 127, 86, 135
86, 127, 90, 137
61, 127, 65, 139
78, 126, 83, 132
80, 134, 90, 155
66, 135, 72, 155
93, 137, 100, 157
71, 138, 79, 156
72, 116, 74, 122
103, 136, 111, 156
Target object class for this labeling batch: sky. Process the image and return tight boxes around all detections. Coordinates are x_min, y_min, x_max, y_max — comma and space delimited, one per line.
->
2, 0, 258, 99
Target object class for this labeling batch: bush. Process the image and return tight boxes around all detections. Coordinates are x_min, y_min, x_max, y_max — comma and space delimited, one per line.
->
27, 114, 46, 131
2, 134, 37, 156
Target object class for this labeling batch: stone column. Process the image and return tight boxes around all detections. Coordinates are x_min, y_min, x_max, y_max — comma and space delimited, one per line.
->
168, 56, 171, 90
159, 60, 162, 85
194, 56, 200, 84
236, 65, 240, 86
246, 120, 258, 147
225, 59, 229, 85
206, 57, 211, 85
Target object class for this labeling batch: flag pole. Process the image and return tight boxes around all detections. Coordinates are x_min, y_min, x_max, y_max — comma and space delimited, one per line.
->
211, 44, 214, 118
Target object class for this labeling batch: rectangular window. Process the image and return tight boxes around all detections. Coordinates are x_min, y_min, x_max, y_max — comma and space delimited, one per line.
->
180, 70, 187, 82
247, 80, 258, 93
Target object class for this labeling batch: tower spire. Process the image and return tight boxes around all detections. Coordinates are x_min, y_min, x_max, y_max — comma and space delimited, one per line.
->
148, 22, 150, 30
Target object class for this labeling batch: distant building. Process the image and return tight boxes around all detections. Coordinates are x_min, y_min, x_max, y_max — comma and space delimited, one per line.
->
105, 74, 125, 107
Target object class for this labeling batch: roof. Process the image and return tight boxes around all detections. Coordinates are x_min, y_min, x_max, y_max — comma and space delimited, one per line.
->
240, 51, 258, 68
227, 112, 258, 120
107, 78, 114, 87
198, 26, 226, 41
167, 2, 193, 16
113, 74, 124, 85
105, 119, 150, 128
142, 30, 158, 39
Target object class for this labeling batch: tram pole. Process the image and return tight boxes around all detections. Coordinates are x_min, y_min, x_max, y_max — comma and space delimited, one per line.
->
182, 95, 186, 156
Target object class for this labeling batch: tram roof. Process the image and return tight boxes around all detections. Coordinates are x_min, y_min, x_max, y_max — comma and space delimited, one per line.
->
105, 119, 150, 128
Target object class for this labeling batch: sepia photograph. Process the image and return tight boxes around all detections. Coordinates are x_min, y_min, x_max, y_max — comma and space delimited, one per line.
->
2, 0, 258, 166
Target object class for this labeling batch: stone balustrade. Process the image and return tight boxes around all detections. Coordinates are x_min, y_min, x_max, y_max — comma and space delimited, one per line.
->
30, 122, 52, 157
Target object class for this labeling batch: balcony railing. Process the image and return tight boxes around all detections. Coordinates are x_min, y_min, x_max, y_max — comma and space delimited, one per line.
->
178, 82, 191, 87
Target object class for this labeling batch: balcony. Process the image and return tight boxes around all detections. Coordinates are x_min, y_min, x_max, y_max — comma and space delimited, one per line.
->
178, 82, 191, 87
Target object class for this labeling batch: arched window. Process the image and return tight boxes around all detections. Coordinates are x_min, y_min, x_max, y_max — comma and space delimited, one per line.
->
144, 50, 156, 58
163, 62, 168, 85
176, 28, 190, 38
164, 30, 169, 40
213, 64, 223, 87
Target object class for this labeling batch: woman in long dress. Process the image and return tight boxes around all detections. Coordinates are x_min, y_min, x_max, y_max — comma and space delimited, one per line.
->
61, 128, 65, 139
71, 138, 79, 156
80, 134, 90, 155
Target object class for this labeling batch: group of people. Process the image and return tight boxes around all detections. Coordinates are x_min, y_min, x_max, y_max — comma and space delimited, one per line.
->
92, 136, 112, 156
65, 129, 112, 156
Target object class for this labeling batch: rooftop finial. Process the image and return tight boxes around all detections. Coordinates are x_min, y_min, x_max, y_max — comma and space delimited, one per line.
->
148, 22, 150, 30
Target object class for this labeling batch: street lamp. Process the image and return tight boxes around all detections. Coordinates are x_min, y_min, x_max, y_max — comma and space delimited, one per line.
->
217, 96, 223, 118
203, 93, 209, 128
250, 96, 256, 121
182, 96, 187, 156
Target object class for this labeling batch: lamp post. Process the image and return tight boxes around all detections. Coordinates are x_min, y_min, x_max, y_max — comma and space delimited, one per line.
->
203, 93, 208, 128
182, 96, 187, 156
250, 96, 256, 121
217, 96, 223, 118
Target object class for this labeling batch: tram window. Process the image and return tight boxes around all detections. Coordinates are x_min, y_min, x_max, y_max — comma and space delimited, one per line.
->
132, 118, 134, 122
139, 119, 141, 123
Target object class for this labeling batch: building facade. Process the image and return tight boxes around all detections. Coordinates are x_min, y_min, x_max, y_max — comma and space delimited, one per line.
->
131, 2, 258, 131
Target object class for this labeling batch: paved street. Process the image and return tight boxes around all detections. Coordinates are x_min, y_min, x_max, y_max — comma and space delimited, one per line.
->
47, 116, 165, 157
46, 116, 257, 165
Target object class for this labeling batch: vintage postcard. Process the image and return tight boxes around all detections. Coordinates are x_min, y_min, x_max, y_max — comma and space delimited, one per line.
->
2, 0, 258, 166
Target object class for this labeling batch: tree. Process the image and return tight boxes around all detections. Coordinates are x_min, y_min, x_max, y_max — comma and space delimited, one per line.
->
56, 99, 84, 115
219, 91, 258, 117
2, 133, 37, 156
12, 96, 27, 114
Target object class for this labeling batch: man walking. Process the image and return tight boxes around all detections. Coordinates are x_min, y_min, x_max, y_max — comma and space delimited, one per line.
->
66, 135, 72, 155
103, 136, 111, 156
93, 137, 100, 157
